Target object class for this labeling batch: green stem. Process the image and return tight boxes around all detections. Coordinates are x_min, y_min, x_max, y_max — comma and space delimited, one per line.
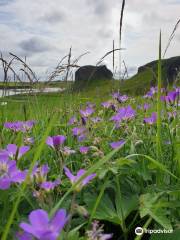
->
156, 30, 162, 185
134, 217, 152, 240
115, 175, 128, 240
88, 177, 109, 227
65, 191, 77, 238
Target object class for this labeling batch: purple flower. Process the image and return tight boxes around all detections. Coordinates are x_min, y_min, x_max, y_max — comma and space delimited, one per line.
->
91, 117, 102, 123
144, 87, 157, 99
16, 232, 33, 240
4, 120, 35, 132
143, 103, 150, 111
40, 179, 60, 191
164, 91, 178, 104
144, 112, 157, 125
111, 106, 135, 124
101, 101, 112, 109
81, 117, 87, 125
110, 140, 125, 149
20, 209, 68, 240
24, 137, 34, 145
68, 116, 77, 125
112, 92, 121, 99
72, 127, 87, 142
4, 121, 22, 132
0, 144, 30, 160
23, 120, 36, 131
117, 95, 128, 103
72, 127, 86, 136
32, 164, 49, 183
80, 106, 94, 118
79, 146, 90, 154
175, 87, 180, 94
78, 134, 87, 142
0, 157, 26, 190
64, 167, 96, 190
46, 135, 66, 149
87, 221, 113, 240
86, 102, 96, 108
63, 147, 76, 156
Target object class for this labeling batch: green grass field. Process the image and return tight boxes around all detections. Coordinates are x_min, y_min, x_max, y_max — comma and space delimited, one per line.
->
0, 79, 180, 240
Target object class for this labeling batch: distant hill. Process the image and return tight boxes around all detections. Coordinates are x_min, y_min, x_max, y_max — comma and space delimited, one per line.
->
72, 56, 180, 96
119, 56, 180, 95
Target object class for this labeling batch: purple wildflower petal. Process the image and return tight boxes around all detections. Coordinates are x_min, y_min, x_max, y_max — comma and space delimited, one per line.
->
46, 135, 66, 149
79, 146, 90, 154
0, 159, 26, 189
112, 92, 121, 99
6, 144, 30, 159
6, 144, 17, 158
82, 173, 96, 186
16, 231, 33, 240
10, 170, 27, 183
100, 234, 113, 240
46, 137, 54, 148
101, 101, 112, 109
110, 140, 125, 149
144, 112, 157, 125
64, 167, 96, 188
68, 116, 77, 125
117, 95, 128, 103
76, 169, 86, 179
64, 167, 76, 183
80, 107, 94, 117
20, 208, 68, 239
0, 178, 11, 190
41, 164, 50, 176
50, 209, 69, 232
53, 135, 66, 146
29, 209, 49, 228
19, 223, 38, 238
91, 117, 102, 123
63, 147, 76, 156
40, 180, 60, 191
72, 127, 86, 136
18, 146, 30, 158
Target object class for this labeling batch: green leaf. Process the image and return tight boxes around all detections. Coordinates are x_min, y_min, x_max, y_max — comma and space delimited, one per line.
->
115, 194, 138, 221
86, 193, 121, 225
150, 229, 180, 240
139, 193, 172, 230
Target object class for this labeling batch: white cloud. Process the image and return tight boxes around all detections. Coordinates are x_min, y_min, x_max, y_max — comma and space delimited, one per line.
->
0, 0, 179, 80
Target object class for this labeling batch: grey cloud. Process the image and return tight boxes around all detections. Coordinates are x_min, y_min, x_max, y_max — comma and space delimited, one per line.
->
86, 0, 109, 16
0, 0, 180, 79
97, 28, 113, 39
163, 0, 180, 5
143, 11, 172, 25
0, 0, 13, 6
40, 10, 66, 24
19, 37, 53, 54
94, 3, 108, 15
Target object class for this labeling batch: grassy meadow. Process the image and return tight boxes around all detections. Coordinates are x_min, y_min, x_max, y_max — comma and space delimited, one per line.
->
0, 70, 180, 240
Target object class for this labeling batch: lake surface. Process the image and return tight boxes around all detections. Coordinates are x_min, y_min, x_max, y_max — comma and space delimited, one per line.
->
0, 87, 64, 98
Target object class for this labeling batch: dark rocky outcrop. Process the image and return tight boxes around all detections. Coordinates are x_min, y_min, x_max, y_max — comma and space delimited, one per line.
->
138, 56, 180, 86
75, 65, 113, 83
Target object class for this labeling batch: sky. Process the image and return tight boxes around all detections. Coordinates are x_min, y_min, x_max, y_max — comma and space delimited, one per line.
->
0, 0, 180, 80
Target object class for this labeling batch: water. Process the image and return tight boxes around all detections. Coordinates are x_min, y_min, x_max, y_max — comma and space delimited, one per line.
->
0, 87, 64, 98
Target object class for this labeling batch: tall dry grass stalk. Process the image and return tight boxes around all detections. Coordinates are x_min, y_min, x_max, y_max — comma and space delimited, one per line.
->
163, 18, 180, 58
119, 0, 126, 81
113, 40, 115, 75
156, 31, 163, 185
